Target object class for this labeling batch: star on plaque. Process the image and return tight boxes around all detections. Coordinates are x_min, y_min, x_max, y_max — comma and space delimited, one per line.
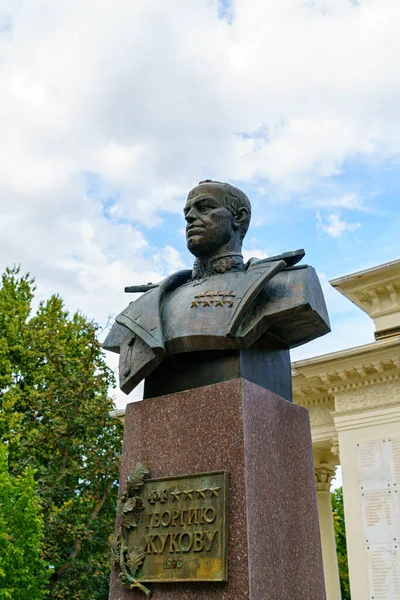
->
182, 490, 194, 500
196, 488, 208, 499
209, 486, 221, 497
170, 488, 181, 502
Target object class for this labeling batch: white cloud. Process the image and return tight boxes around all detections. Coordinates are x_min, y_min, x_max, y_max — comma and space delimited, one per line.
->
2, 0, 400, 225
153, 245, 189, 276
316, 211, 361, 238
301, 192, 367, 211
242, 248, 269, 263
94, 142, 142, 186
1, 0, 399, 406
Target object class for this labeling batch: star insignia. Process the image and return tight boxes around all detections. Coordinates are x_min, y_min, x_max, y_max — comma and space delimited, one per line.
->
196, 489, 208, 499
202, 300, 212, 307
190, 300, 199, 308
170, 489, 181, 502
215, 299, 224, 307
209, 487, 221, 497
182, 490, 194, 500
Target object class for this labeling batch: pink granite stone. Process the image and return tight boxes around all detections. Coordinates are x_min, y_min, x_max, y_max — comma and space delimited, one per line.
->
109, 378, 326, 600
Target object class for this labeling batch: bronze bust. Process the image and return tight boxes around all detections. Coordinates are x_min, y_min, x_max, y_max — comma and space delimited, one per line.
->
103, 180, 330, 399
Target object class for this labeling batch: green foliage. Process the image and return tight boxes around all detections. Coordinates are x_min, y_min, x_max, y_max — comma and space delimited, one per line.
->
0, 266, 123, 599
0, 442, 51, 599
332, 487, 351, 600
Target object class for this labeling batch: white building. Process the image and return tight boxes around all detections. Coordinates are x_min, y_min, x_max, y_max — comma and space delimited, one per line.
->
293, 258, 400, 600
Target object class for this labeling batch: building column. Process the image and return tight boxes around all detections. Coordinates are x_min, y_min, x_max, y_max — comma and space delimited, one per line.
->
315, 463, 342, 600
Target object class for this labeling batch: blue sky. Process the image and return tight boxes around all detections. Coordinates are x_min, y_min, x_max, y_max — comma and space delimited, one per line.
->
0, 0, 399, 407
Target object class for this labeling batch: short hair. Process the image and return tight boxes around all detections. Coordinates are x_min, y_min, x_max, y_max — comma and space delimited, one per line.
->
198, 179, 251, 240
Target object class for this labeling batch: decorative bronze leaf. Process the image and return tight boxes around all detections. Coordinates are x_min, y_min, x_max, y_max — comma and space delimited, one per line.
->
126, 546, 145, 573
122, 496, 140, 514
126, 464, 149, 495
110, 538, 120, 567
120, 507, 143, 530
116, 492, 128, 516
111, 463, 151, 597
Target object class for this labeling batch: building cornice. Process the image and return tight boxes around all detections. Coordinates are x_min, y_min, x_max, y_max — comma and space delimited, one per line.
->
292, 335, 400, 400
292, 334, 400, 372
330, 259, 400, 336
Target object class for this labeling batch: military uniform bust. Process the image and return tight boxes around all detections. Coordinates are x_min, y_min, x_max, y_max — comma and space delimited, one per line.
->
104, 180, 330, 398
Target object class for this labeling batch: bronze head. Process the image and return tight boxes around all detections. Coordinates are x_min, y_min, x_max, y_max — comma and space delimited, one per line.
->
184, 180, 251, 259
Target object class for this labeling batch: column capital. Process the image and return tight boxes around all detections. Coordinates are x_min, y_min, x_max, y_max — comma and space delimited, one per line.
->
315, 463, 336, 492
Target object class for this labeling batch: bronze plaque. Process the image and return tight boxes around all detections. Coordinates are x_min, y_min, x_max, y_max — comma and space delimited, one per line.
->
123, 470, 228, 583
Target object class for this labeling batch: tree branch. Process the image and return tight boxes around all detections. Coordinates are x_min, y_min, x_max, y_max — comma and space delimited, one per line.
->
50, 481, 113, 585
57, 444, 69, 481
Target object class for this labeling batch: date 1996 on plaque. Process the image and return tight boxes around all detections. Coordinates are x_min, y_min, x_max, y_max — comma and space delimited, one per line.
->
163, 558, 183, 569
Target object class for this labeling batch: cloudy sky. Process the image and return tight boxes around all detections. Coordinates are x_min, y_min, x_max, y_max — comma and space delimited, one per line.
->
1, 0, 399, 408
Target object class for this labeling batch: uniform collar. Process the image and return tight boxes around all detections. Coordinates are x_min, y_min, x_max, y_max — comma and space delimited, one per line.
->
192, 252, 245, 281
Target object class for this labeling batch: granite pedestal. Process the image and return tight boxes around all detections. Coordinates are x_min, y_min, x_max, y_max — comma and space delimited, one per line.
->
109, 378, 326, 600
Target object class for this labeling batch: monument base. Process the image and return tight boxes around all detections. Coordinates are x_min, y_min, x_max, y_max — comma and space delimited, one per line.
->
109, 378, 326, 600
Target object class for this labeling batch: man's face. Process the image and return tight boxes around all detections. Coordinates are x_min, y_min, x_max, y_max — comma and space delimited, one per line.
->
184, 184, 235, 258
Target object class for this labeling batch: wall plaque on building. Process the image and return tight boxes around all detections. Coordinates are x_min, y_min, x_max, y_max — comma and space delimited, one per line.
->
357, 439, 400, 599
111, 466, 228, 596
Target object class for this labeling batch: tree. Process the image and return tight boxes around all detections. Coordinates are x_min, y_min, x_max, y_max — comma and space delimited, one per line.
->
0, 443, 51, 599
332, 487, 351, 600
0, 267, 123, 599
